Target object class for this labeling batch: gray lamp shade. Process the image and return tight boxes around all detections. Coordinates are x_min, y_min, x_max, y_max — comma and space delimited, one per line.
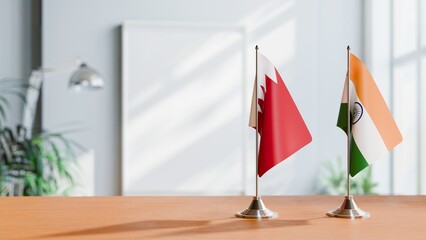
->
69, 63, 104, 90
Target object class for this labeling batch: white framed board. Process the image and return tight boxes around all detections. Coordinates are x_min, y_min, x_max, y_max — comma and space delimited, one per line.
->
121, 21, 248, 195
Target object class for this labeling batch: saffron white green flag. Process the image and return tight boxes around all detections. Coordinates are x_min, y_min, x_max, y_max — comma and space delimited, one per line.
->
337, 53, 403, 177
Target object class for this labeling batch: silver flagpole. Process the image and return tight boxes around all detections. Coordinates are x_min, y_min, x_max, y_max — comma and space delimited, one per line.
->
327, 46, 369, 219
347, 45, 351, 198
255, 45, 259, 198
236, 45, 277, 219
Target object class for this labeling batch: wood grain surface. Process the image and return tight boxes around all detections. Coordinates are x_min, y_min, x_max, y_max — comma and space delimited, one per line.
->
1, 196, 426, 239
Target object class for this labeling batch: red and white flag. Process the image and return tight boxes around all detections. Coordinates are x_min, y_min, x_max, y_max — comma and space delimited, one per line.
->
249, 54, 312, 177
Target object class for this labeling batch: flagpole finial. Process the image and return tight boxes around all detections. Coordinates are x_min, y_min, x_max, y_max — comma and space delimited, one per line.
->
347, 45, 351, 50
255, 45, 259, 50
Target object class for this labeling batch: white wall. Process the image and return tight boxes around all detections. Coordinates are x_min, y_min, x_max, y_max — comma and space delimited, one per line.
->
42, 0, 363, 195
0, 0, 32, 127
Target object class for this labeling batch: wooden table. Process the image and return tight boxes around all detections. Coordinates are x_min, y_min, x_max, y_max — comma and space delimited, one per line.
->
1, 196, 426, 239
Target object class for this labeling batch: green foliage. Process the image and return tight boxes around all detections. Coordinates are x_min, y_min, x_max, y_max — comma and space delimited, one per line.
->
0, 125, 82, 196
318, 156, 378, 195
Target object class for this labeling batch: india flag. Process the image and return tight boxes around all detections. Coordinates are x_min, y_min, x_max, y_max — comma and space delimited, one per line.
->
337, 53, 403, 177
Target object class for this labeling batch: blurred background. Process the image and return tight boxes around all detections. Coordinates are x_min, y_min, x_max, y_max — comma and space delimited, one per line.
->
0, 0, 424, 196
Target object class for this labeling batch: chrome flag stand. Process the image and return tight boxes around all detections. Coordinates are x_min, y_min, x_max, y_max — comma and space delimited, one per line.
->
327, 46, 369, 219
236, 45, 277, 219
236, 196, 277, 218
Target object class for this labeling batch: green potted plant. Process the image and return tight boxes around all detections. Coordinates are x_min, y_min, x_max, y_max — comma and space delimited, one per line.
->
0, 79, 80, 196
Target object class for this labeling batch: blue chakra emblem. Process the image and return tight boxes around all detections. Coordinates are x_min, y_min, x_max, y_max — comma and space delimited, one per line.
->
352, 102, 363, 124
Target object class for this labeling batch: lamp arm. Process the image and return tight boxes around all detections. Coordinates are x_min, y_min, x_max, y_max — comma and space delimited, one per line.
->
35, 58, 82, 76
22, 59, 103, 136
22, 59, 83, 136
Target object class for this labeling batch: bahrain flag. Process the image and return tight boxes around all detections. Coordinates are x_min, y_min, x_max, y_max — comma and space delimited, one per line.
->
249, 53, 312, 177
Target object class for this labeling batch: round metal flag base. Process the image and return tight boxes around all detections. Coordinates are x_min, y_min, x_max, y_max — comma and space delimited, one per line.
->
236, 196, 278, 219
327, 195, 370, 219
